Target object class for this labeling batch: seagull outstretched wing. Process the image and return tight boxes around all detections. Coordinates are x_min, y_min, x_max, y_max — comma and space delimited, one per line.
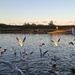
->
16, 37, 23, 47
23, 36, 26, 42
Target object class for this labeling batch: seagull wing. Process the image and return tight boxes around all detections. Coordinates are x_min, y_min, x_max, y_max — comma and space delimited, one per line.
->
23, 36, 26, 42
25, 51, 29, 55
18, 69, 24, 75
42, 50, 48, 57
69, 42, 74, 45
39, 48, 42, 57
30, 52, 34, 55
57, 38, 60, 42
16, 37, 23, 47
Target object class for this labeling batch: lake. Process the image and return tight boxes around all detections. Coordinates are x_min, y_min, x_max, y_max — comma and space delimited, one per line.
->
0, 33, 75, 75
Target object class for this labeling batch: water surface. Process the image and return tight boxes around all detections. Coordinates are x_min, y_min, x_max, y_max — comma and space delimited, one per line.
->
0, 34, 75, 75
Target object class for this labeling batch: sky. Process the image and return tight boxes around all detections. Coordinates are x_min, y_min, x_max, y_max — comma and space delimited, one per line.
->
0, 0, 75, 25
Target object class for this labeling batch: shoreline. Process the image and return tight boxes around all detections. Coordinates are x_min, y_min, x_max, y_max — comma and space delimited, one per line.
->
0, 29, 72, 34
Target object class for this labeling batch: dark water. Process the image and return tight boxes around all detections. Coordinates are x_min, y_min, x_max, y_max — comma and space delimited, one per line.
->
0, 34, 75, 75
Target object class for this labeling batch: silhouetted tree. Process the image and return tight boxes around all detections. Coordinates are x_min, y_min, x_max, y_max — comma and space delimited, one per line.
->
23, 23, 31, 26
48, 20, 55, 26
0, 23, 7, 27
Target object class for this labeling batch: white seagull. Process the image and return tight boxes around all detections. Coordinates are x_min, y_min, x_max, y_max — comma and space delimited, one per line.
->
51, 38, 60, 46
0, 59, 24, 75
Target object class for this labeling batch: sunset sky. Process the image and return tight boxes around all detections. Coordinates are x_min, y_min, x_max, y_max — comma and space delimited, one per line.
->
0, 0, 75, 25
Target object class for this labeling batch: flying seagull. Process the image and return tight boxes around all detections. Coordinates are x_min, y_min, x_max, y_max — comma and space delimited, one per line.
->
39, 43, 45, 47
1, 48, 7, 55
67, 42, 74, 45
51, 40, 58, 46
24, 51, 34, 56
51, 38, 61, 46
39, 48, 48, 58
16, 36, 26, 47
16, 37, 23, 47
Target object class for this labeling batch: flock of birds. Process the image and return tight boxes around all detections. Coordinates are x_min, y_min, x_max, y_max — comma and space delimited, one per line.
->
0, 27, 75, 75
0, 37, 27, 75
51, 38, 75, 46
